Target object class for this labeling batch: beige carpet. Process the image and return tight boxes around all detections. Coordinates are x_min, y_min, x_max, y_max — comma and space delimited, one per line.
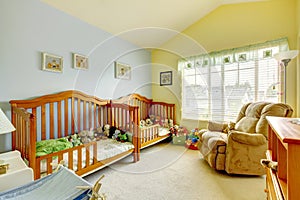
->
84, 142, 266, 200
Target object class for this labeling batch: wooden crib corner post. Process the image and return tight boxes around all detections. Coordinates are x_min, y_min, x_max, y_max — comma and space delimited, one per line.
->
132, 106, 140, 162
29, 115, 38, 179
10, 104, 17, 150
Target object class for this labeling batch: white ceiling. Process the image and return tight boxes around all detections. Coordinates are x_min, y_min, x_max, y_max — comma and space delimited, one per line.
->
41, 0, 266, 47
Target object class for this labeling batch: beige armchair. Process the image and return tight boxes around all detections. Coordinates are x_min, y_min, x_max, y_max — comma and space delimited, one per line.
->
197, 102, 293, 175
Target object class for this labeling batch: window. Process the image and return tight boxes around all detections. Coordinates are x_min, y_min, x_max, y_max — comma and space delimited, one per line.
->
179, 38, 289, 121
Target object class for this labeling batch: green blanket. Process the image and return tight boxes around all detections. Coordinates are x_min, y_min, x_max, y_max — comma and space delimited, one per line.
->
36, 137, 73, 157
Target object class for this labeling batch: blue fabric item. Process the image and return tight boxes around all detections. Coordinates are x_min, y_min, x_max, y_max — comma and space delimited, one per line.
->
0, 167, 92, 200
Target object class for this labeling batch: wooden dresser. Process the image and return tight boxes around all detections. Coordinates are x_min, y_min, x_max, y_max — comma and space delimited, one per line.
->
266, 116, 300, 200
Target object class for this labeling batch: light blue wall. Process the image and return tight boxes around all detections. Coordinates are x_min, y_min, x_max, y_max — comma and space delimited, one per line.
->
0, 0, 152, 152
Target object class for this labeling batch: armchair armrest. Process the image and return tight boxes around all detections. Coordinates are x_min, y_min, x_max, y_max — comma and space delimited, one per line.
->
225, 130, 268, 175
228, 130, 267, 146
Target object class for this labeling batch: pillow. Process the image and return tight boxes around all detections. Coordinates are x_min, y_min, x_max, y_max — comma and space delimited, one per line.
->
208, 121, 226, 132
234, 117, 258, 133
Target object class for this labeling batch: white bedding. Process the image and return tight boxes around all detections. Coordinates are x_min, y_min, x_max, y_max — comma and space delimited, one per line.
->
158, 127, 170, 136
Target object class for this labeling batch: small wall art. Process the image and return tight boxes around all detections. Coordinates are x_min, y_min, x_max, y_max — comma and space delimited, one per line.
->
42, 52, 63, 73
73, 53, 88, 70
160, 71, 172, 86
114, 61, 131, 80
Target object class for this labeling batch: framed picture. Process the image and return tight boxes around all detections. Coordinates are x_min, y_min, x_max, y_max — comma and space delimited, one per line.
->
73, 53, 88, 70
160, 71, 172, 86
114, 61, 131, 80
42, 52, 63, 73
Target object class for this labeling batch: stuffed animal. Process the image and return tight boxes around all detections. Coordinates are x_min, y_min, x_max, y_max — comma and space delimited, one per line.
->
116, 129, 128, 142
78, 130, 95, 144
102, 124, 110, 137
69, 133, 82, 146
112, 129, 120, 140
148, 115, 155, 123
145, 118, 153, 126
140, 120, 146, 128
94, 132, 107, 141
222, 121, 235, 134
163, 119, 169, 128
261, 159, 278, 171
108, 126, 117, 138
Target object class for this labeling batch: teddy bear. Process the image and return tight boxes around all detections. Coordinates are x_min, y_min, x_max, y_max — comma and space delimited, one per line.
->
78, 130, 93, 144
222, 121, 235, 134
102, 124, 110, 137
93, 127, 107, 141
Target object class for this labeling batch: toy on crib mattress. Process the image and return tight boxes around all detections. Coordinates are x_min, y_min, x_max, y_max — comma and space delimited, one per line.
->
78, 130, 95, 144
102, 124, 110, 137
114, 129, 128, 142
93, 127, 108, 141
145, 118, 153, 126
140, 120, 146, 128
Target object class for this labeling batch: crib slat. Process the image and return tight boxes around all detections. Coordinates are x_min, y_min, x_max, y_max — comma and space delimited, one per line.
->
64, 99, 68, 136
68, 150, 74, 170
41, 105, 46, 140
57, 102, 62, 138
50, 102, 54, 139
77, 98, 81, 132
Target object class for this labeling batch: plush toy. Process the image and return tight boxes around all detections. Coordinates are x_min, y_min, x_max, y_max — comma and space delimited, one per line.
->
140, 120, 146, 128
102, 124, 110, 137
116, 129, 128, 142
112, 129, 120, 140
261, 159, 278, 171
163, 119, 169, 128
222, 121, 235, 133
68, 133, 82, 146
94, 132, 107, 141
145, 118, 153, 126
78, 130, 94, 144
107, 126, 117, 138
149, 115, 156, 124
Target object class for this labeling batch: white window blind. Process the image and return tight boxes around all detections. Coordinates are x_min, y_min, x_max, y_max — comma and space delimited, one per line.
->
179, 38, 289, 121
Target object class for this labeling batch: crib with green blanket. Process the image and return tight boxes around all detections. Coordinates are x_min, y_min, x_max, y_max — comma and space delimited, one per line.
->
10, 90, 139, 180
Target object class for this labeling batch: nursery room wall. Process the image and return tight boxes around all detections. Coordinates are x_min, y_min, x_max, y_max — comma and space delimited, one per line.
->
152, 0, 298, 129
0, 0, 152, 152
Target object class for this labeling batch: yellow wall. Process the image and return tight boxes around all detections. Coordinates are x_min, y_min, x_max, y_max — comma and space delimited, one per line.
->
152, 0, 298, 128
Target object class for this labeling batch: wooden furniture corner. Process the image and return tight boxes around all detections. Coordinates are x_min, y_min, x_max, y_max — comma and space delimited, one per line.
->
266, 116, 300, 200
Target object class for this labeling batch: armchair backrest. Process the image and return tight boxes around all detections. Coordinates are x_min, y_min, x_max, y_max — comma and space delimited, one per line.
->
234, 102, 293, 138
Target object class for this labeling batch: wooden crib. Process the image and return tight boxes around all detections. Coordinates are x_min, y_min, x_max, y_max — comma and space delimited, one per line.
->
112, 93, 176, 149
10, 90, 139, 180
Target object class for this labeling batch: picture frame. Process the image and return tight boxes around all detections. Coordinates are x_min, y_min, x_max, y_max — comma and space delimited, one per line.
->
160, 71, 172, 86
73, 53, 88, 70
114, 61, 131, 80
42, 52, 63, 73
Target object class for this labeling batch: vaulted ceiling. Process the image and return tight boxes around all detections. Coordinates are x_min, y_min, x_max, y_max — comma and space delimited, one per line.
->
41, 0, 266, 47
